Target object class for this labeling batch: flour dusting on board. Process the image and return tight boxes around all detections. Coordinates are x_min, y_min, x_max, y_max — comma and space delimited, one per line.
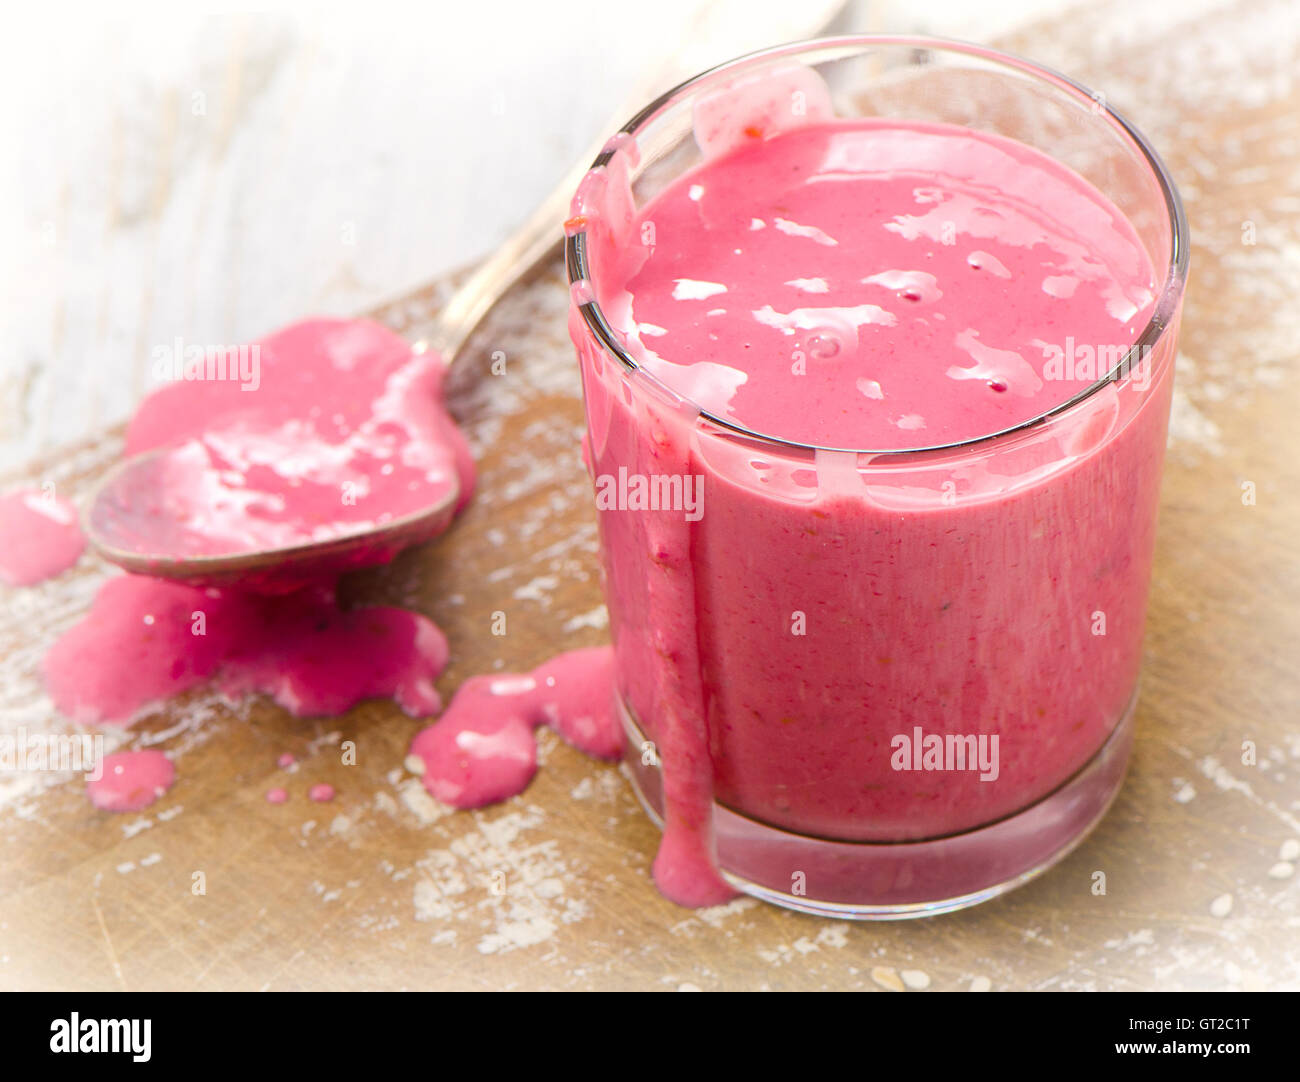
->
410, 806, 589, 955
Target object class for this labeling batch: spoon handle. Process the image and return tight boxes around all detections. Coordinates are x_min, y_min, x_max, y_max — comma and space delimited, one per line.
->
416, 66, 686, 364
422, 149, 588, 363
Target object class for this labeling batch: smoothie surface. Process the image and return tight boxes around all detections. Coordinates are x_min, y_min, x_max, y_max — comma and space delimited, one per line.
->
612, 119, 1159, 449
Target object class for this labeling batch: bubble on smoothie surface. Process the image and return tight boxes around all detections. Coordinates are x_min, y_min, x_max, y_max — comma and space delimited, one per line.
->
87, 750, 175, 813
0, 488, 85, 586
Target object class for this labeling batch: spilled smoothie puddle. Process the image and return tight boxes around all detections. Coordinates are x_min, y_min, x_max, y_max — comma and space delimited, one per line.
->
22, 313, 641, 886
32, 318, 474, 810
407, 647, 622, 807
405, 646, 733, 906
0, 488, 85, 585
45, 574, 449, 724
86, 750, 175, 812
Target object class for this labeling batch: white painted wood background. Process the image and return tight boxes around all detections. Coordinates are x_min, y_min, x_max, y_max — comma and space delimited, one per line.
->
0, 0, 1058, 472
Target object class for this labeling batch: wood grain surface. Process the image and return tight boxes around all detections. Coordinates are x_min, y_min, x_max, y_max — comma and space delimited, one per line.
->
1, 0, 1298, 990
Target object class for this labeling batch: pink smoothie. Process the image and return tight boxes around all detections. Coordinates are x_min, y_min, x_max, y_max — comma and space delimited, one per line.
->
0, 488, 84, 586
46, 319, 469, 729
407, 646, 623, 808
617, 121, 1156, 449
86, 750, 175, 812
572, 118, 1175, 904
103, 318, 472, 566
46, 574, 449, 724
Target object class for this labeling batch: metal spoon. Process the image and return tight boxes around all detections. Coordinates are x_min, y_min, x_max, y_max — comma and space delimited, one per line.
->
82, 104, 620, 588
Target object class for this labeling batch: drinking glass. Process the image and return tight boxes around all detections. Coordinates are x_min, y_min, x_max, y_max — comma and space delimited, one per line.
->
565, 36, 1188, 917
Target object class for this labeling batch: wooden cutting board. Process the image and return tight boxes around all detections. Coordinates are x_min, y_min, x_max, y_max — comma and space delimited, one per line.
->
2, 1, 1298, 990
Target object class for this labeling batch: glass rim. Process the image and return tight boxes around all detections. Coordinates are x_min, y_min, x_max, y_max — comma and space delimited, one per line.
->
565, 33, 1190, 458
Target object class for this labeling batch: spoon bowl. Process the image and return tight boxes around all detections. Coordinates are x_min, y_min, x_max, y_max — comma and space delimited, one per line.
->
85, 445, 460, 590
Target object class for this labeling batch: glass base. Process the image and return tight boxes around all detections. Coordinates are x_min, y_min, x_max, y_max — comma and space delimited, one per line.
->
619, 692, 1136, 919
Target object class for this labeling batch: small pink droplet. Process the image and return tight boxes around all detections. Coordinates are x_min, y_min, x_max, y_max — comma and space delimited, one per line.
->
266, 787, 288, 804
277, 753, 295, 769
988, 380, 1008, 393
308, 783, 335, 803
87, 750, 175, 813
